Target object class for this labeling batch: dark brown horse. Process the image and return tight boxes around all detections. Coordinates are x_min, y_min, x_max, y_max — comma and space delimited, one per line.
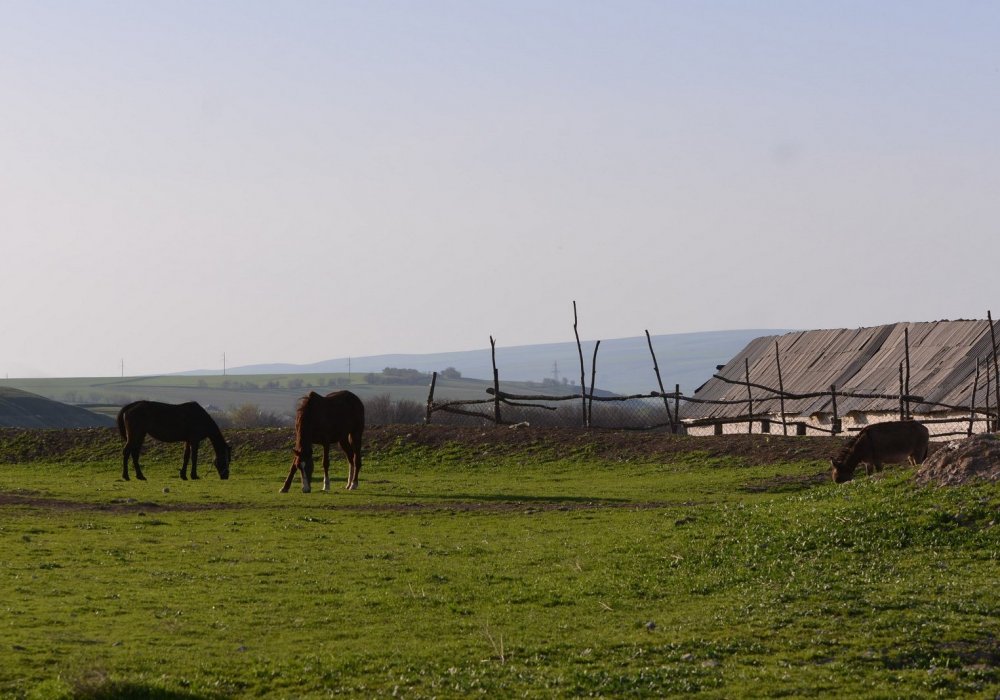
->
281, 391, 365, 493
117, 401, 231, 481
831, 420, 929, 483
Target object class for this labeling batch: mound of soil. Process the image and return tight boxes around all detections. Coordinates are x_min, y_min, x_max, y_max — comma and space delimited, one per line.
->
916, 434, 1000, 486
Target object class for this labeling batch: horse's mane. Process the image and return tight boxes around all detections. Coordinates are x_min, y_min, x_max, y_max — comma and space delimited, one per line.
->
833, 426, 867, 463
294, 392, 324, 436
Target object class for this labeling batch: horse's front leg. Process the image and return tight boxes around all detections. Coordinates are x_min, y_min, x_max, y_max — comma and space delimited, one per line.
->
322, 445, 331, 492
280, 462, 298, 493
189, 442, 200, 480
181, 443, 191, 480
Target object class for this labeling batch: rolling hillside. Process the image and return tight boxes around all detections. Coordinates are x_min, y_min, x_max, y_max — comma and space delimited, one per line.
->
187, 329, 785, 395
2, 329, 784, 425
0, 387, 114, 428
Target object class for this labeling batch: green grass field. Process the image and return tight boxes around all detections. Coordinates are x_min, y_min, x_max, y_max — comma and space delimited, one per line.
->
0, 429, 998, 698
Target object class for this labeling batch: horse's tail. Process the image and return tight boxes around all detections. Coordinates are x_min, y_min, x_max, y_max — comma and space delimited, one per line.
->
116, 402, 137, 440
116, 406, 127, 439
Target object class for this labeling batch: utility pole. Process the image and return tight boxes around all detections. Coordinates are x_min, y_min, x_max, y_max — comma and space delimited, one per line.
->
120, 358, 124, 377
222, 352, 227, 376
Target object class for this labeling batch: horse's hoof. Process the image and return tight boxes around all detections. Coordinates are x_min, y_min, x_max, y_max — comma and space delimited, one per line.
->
279, 487, 289, 493
137, 475, 146, 481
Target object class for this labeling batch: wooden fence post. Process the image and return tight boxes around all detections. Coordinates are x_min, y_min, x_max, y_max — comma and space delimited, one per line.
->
830, 384, 840, 435
425, 371, 438, 424
775, 340, 788, 436
490, 336, 501, 425
674, 383, 681, 434
588, 340, 600, 427
645, 329, 675, 432
989, 312, 1000, 426
904, 327, 911, 420
573, 302, 588, 428
898, 362, 905, 421
988, 360, 994, 433
745, 358, 753, 434
968, 358, 980, 437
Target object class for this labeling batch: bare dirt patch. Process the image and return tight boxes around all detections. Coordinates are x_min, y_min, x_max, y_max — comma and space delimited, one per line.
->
0, 492, 235, 513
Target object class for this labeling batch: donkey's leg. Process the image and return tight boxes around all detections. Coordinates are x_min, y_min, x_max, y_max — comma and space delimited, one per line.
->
322, 444, 332, 492
189, 442, 200, 480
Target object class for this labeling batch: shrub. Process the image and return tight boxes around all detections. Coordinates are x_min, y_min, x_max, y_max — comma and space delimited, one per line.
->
226, 403, 286, 428
365, 394, 424, 425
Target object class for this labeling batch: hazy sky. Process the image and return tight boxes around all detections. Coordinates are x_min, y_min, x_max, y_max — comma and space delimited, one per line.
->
3, 1, 1000, 377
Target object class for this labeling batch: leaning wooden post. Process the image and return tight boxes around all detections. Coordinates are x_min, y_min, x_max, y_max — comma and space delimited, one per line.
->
674, 383, 681, 434
989, 312, 1000, 427
898, 361, 905, 421
904, 327, 911, 420
588, 340, 601, 427
490, 336, 501, 425
572, 302, 588, 428
968, 358, 980, 436
646, 329, 675, 432
830, 384, 840, 435
988, 360, 994, 433
745, 358, 754, 434
425, 371, 438, 424
775, 340, 788, 436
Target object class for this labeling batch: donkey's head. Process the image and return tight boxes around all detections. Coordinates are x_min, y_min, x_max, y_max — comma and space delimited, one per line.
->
830, 458, 856, 483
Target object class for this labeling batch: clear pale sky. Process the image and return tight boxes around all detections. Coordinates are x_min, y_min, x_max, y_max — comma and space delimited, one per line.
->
3, 1, 999, 377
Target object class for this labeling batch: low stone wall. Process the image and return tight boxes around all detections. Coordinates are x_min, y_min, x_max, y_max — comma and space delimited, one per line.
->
685, 410, 987, 441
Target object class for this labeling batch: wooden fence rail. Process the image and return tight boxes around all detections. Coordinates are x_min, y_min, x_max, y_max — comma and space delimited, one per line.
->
424, 304, 999, 436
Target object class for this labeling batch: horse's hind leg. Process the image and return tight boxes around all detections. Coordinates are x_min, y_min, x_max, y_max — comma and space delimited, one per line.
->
322, 444, 331, 492
122, 438, 146, 481
181, 443, 191, 480
344, 433, 362, 490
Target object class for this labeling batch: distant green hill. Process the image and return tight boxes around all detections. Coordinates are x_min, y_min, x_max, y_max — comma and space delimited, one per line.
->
0, 387, 115, 428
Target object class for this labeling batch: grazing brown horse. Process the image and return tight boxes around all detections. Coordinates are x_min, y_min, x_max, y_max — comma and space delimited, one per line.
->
117, 401, 231, 481
281, 391, 365, 493
831, 420, 929, 483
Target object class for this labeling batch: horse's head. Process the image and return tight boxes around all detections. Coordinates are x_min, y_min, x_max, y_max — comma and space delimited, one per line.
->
215, 443, 231, 480
830, 458, 854, 483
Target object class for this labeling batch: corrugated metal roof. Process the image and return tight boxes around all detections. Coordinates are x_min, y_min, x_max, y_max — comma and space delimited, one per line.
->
686, 320, 997, 419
